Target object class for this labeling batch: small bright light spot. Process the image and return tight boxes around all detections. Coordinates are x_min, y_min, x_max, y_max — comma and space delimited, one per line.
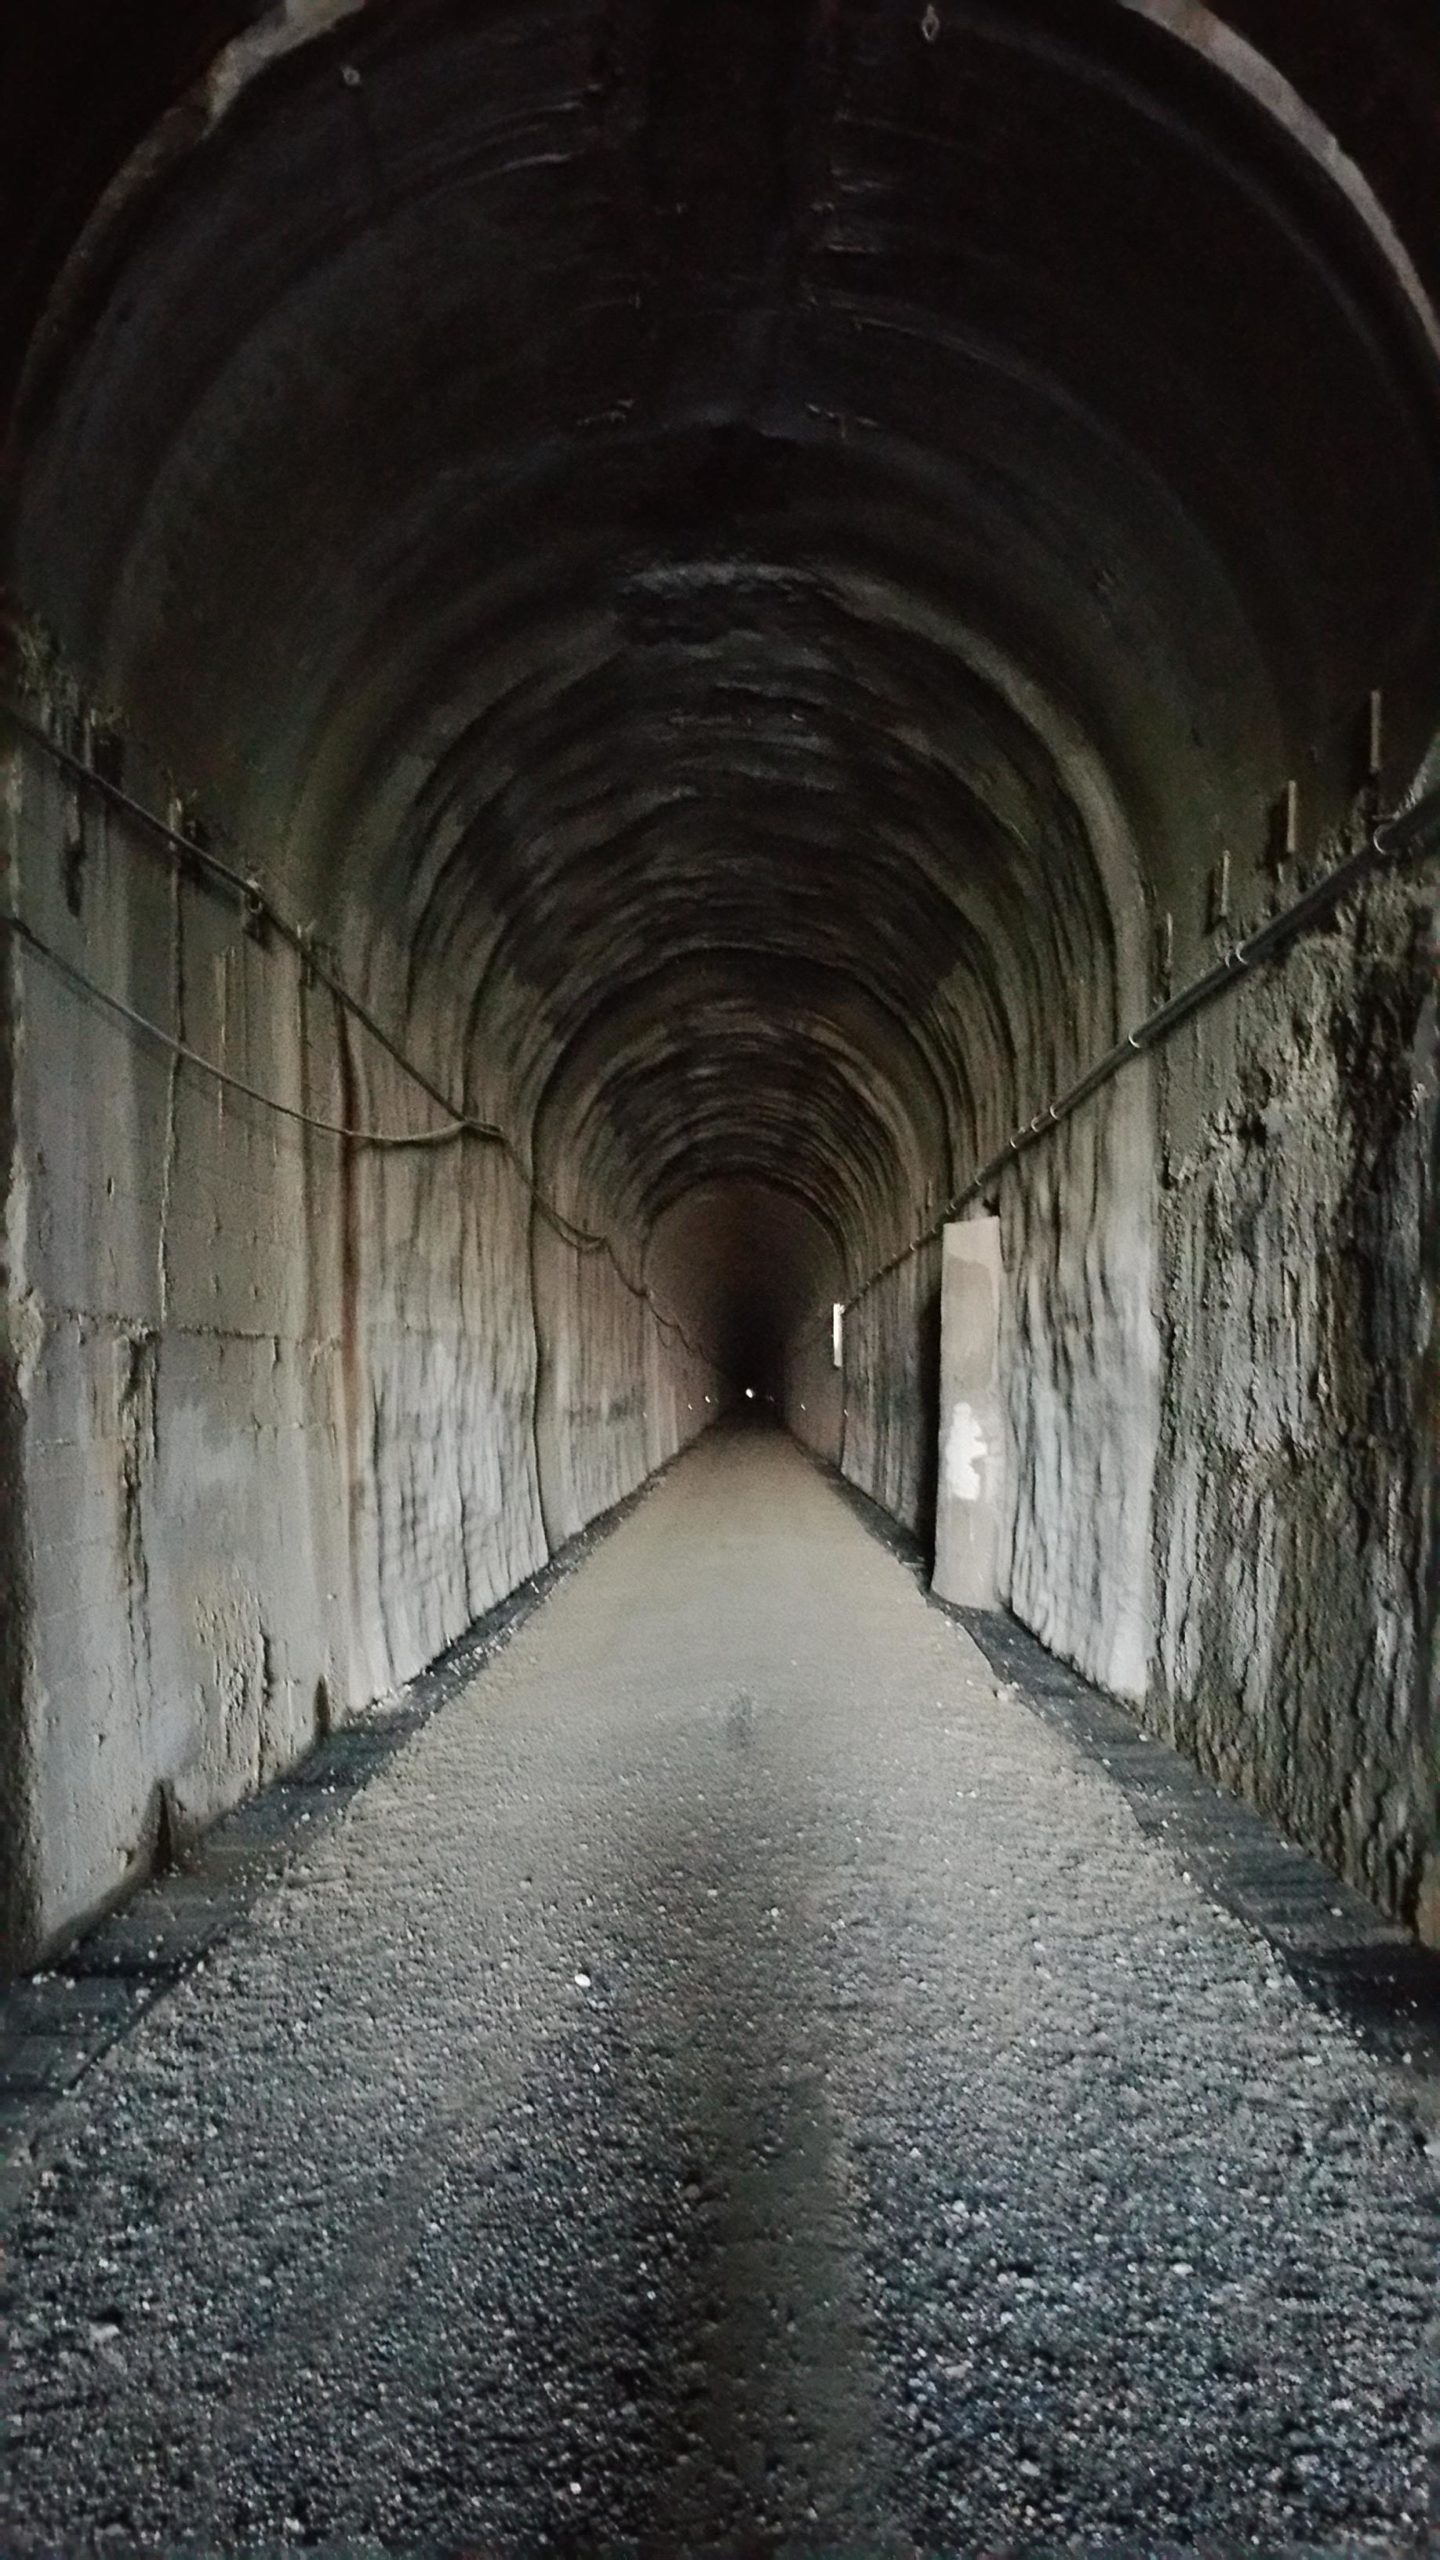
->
832, 1301, 844, 1368
745, 1387, 756, 1400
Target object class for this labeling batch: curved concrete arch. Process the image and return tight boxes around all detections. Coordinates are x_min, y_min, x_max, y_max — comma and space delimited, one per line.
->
1110, 0, 1440, 363
0, 0, 1436, 1954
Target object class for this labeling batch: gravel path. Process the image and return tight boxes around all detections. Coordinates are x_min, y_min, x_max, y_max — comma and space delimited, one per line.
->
1, 1431, 1433, 2557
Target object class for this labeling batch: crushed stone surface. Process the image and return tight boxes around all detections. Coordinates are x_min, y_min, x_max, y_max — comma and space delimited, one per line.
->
1, 1431, 1433, 2557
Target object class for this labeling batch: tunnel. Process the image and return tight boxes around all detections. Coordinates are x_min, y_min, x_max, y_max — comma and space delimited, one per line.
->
3, 0, 1436, 1960
0, 6, 1438, 2546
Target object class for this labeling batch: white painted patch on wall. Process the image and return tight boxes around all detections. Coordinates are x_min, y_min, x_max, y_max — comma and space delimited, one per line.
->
944, 1400, 988, 1501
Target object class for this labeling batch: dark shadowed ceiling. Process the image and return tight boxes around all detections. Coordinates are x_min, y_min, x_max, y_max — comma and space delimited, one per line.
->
4, 0, 1439, 1302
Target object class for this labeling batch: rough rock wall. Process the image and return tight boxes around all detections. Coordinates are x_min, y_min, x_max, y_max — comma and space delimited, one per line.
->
0, 721, 713, 1961
1150, 861, 1437, 1931
828, 855, 1437, 1936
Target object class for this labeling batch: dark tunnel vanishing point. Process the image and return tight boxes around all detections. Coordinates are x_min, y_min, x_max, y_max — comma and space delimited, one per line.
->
0, 0, 1437, 1965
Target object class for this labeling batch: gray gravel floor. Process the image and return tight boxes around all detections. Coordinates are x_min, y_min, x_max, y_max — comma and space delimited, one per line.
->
1, 1431, 1434, 2558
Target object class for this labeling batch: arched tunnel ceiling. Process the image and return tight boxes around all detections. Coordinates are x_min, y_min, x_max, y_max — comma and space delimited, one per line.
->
4, 0, 1440, 1278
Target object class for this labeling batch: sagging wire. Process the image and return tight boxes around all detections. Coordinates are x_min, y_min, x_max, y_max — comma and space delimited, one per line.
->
4, 911, 475, 1148
0, 704, 720, 1368
843, 783, 1440, 1315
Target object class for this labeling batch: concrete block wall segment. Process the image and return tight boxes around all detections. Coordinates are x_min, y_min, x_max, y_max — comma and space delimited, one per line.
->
782, 1302, 843, 1467
1002, 1068, 1161, 1705
0, 720, 715, 1963
931, 1216, 1004, 1612
839, 1237, 943, 1544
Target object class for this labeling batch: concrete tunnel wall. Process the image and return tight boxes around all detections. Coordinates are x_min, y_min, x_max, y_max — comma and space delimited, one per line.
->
0, 720, 721, 1955
0, 0, 1438, 1962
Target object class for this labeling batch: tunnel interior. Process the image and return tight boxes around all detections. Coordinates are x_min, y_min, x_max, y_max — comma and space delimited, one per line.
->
0, 0, 1437, 1964
646, 1182, 843, 1418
